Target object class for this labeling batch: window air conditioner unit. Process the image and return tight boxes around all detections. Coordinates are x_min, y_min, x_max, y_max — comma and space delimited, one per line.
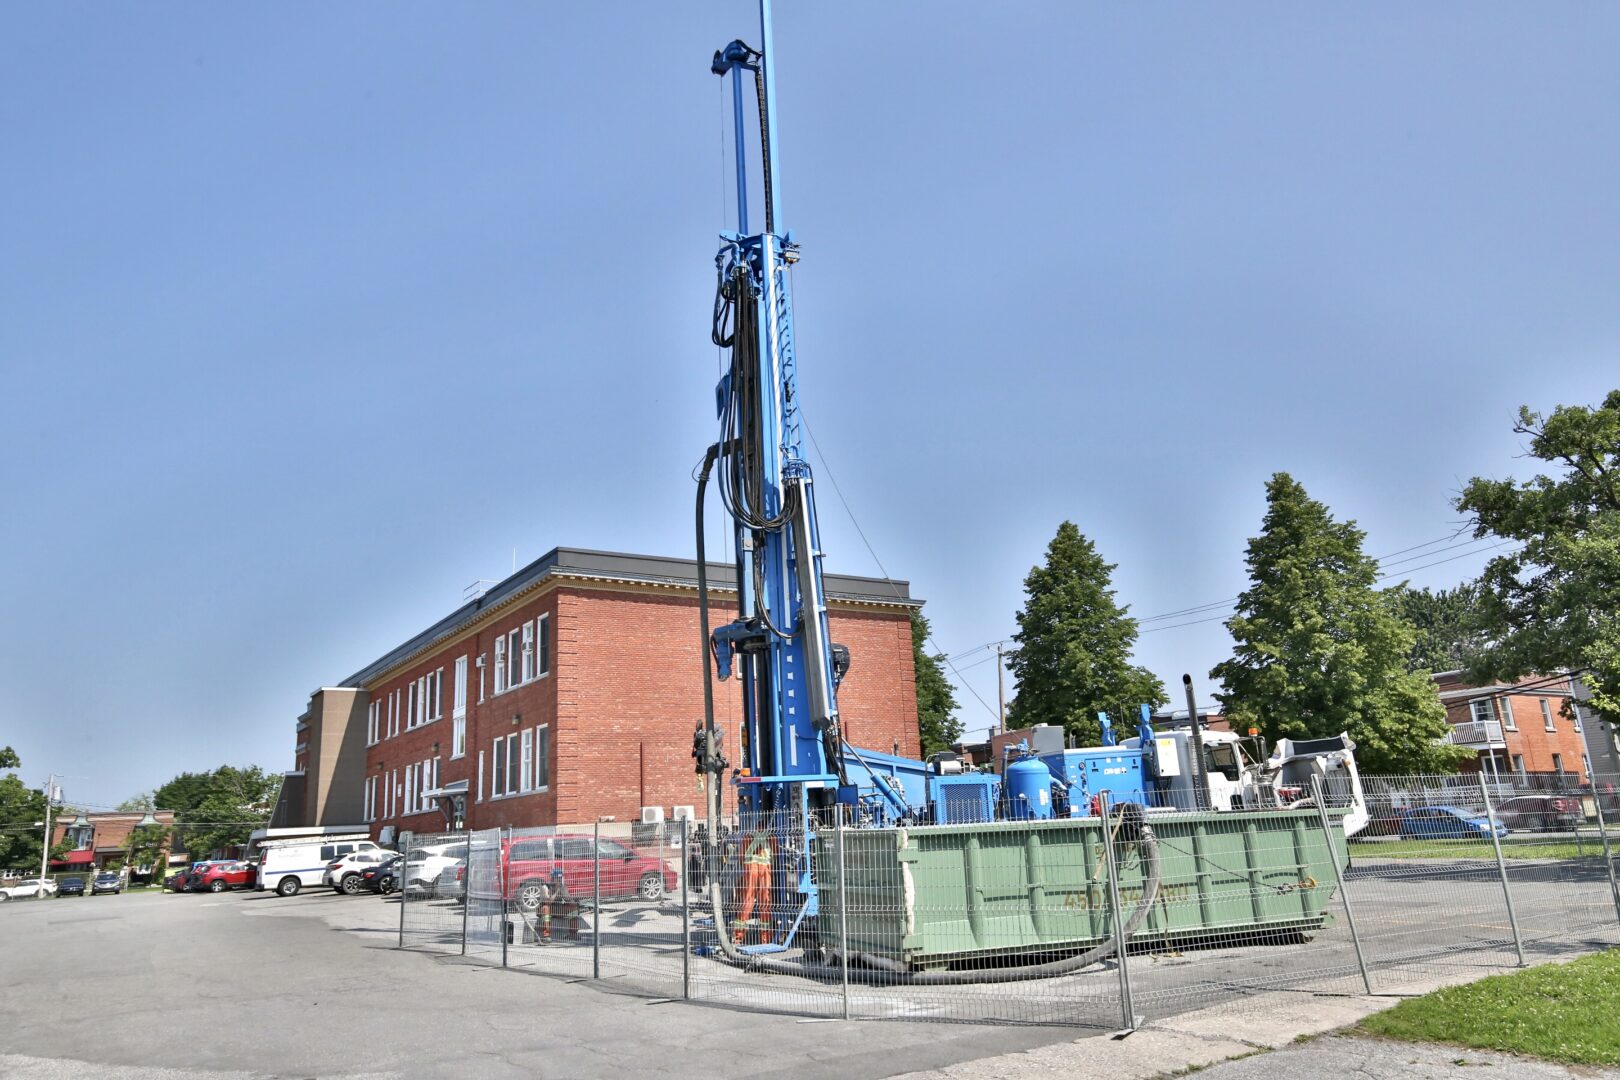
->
640, 806, 665, 825
671, 805, 696, 822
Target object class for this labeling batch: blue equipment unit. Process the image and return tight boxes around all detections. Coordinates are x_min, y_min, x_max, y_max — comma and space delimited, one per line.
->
1038, 747, 1148, 816
928, 774, 1001, 825
838, 746, 928, 823
1004, 755, 1055, 820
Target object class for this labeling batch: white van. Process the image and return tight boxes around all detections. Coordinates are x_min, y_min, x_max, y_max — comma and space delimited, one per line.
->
257, 835, 379, 896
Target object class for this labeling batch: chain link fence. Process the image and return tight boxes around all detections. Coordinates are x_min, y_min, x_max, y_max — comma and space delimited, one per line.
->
395, 771, 1620, 1028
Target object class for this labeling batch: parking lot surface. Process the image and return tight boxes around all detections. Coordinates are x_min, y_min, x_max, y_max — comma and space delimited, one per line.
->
0, 889, 1086, 1079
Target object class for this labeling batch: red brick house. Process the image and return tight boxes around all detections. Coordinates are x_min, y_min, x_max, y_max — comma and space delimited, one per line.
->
275, 548, 920, 841
1433, 670, 1594, 782
49, 810, 178, 873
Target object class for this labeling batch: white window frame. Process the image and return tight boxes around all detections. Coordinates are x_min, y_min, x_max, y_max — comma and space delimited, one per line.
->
1470, 700, 1493, 726
453, 656, 468, 718
477, 655, 486, 703
1512, 754, 1526, 775
521, 621, 535, 684
1552, 753, 1565, 775
520, 728, 533, 793
492, 737, 506, 798
429, 669, 443, 723
506, 628, 523, 691
1497, 697, 1516, 731
1541, 698, 1556, 732
477, 750, 485, 803
494, 637, 507, 695
405, 762, 416, 814
367, 701, 380, 746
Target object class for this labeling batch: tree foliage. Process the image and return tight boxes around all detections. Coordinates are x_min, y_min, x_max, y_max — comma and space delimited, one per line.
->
1456, 391, 1620, 719
911, 610, 963, 756
1392, 582, 1488, 675
0, 746, 19, 770
1212, 473, 1464, 774
1005, 522, 1167, 746
153, 765, 280, 857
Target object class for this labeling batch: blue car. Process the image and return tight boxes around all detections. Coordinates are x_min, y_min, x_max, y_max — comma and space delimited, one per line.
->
1397, 805, 1508, 840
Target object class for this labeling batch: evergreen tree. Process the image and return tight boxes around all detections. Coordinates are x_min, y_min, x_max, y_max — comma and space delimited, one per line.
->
1212, 474, 1463, 774
1457, 391, 1620, 719
910, 610, 963, 756
1391, 583, 1487, 675
1005, 522, 1166, 746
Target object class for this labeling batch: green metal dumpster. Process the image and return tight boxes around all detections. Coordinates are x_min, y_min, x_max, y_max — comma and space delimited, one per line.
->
814, 808, 1347, 970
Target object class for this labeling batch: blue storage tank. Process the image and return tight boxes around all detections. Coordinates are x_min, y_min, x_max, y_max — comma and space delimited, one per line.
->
1038, 747, 1147, 816
1004, 756, 1054, 820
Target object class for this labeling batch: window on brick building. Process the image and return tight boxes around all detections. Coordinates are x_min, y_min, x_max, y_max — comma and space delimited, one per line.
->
536, 615, 551, 678
505, 732, 520, 795
1552, 753, 1565, 775
505, 627, 523, 690
1470, 700, 1493, 726
453, 657, 468, 717
534, 725, 549, 790
491, 736, 506, 797
520, 729, 533, 793
1542, 698, 1556, 731
367, 701, 380, 746
477, 751, 485, 802
407, 680, 419, 730
521, 622, 535, 683
428, 669, 443, 723
363, 775, 377, 821
494, 637, 507, 694
452, 658, 468, 759
1512, 754, 1526, 775
1498, 697, 1516, 731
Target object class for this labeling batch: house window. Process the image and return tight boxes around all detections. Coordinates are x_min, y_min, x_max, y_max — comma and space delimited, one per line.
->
534, 725, 550, 790
407, 680, 419, 730
494, 637, 507, 694
520, 728, 533, 793
1512, 754, 1526, 775
492, 736, 507, 798
477, 750, 485, 803
405, 762, 415, 813
367, 701, 380, 746
453, 657, 468, 717
1497, 697, 1516, 731
1583, 754, 1592, 779
1552, 753, 1565, 775
536, 614, 550, 678
477, 655, 486, 703
505, 627, 523, 691
521, 621, 535, 683
363, 776, 377, 822
1573, 704, 1583, 733
427, 669, 443, 723
1470, 700, 1493, 726
1541, 698, 1556, 732
505, 732, 520, 795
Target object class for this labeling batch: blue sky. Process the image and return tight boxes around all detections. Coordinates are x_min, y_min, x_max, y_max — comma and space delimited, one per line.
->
2, 3, 1617, 809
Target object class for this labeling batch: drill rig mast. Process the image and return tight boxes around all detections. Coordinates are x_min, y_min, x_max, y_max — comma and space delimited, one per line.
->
695, 0, 846, 880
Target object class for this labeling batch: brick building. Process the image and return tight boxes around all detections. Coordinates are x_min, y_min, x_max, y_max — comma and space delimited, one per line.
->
49, 810, 179, 873
277, 548, 920, 841
1434, 671, 1594, 782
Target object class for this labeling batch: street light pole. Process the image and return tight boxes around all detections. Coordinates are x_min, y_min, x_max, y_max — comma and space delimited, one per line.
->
995, 642, 1006, 736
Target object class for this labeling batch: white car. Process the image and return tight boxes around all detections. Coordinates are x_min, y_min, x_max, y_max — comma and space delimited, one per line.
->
324, 849, 399, 895
0, 878, 59, 900
404, 841, 468, 897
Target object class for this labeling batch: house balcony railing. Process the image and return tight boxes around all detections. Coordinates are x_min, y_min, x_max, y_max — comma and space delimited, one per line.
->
1448, 719, 1505, 747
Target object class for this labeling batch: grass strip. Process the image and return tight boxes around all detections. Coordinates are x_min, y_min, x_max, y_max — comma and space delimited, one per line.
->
1360, 949, 1620, 1065
1351, 837, 1605, 860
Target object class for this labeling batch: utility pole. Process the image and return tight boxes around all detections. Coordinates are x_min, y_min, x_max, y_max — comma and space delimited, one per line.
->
39, 774, 58, 880
995, 642, 1006, 736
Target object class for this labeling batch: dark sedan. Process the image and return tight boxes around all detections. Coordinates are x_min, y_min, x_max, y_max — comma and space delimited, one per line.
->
1494, 794, 1583, 832
58, 876, 87, 897
363, 855, 404, 895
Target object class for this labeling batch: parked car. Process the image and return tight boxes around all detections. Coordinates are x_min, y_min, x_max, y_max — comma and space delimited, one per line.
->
404, 841, 468, 897
362, 855, 404, 895
1396, 805, 1508, 840
91, 872, 123, 895
325, 849, 399, 895
0, 878, 59, 901
1493, 794, 1583, 833
57, 876, 87, 897
471, 832, 677, 913
192, 861, 255, 892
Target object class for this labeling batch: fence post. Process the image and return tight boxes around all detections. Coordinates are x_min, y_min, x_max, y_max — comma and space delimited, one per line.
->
460, 829, 471, 957
1310, 775, 1374, 995
836, 815, 851, 1021
1479, 772, 1526, 967
397, 836, 408, 949
501, 827, 511, 969
1588, 782, 1620, 931
593, 821, 602, 980
680, 818, 691, 1000
1097, 793, 1139, 1031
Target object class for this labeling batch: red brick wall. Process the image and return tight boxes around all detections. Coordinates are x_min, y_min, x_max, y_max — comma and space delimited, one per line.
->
1439, 675, 1591, 781
360, 581, 917, 836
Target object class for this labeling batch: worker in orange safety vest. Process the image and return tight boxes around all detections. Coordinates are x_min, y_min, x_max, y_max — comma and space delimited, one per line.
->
732, 825, 773, 944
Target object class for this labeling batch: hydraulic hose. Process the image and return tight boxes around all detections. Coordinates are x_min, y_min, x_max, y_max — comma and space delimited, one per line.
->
693, 444, 1163, 983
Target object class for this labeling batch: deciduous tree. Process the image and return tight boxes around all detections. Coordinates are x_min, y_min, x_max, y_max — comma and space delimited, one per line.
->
1457, 391, 1620, 719
911, 610, 962, 756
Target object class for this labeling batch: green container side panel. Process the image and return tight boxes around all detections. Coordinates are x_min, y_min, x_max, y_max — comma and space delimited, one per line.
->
815, 809, 1348, 969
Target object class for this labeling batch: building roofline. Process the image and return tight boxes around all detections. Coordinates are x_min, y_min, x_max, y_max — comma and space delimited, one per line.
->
339, 546, 917, 689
